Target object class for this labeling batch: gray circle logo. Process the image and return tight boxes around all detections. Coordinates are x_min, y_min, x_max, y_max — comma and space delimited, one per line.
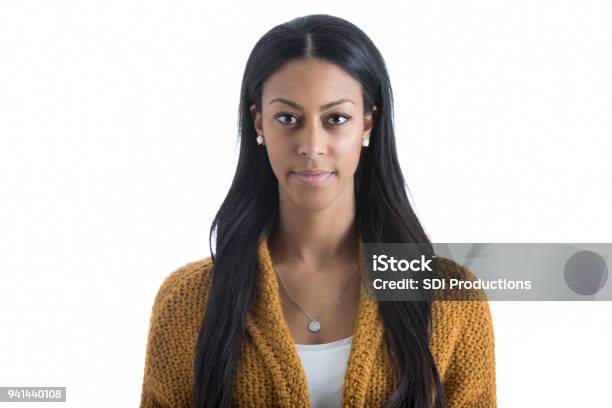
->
563, 250, 608, 296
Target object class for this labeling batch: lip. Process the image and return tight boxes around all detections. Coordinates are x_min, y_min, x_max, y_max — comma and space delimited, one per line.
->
291, 170, 335, 185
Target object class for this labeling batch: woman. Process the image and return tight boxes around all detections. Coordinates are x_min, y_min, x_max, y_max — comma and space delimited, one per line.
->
140, 14, 496, 408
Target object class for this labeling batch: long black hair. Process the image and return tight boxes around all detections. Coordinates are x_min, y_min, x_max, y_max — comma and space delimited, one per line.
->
193, 14, 444, 408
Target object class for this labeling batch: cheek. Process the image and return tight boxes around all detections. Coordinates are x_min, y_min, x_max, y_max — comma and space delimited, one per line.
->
265, 144, 292, 180
333, 138, 362, 174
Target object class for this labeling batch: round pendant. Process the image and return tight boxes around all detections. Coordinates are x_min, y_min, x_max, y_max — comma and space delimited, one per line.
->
308, 320, 321, 333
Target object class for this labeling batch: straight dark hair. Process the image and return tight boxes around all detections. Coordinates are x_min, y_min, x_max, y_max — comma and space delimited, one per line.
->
193, 14, 444, 408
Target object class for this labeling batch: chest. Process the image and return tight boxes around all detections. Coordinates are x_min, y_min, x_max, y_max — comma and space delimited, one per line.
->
277, 274, 361, 344
232, 331, 395, 407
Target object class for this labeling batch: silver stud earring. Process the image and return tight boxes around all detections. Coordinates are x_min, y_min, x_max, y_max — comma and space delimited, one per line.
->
256, 134, 265, 145
362, 137, 370, 147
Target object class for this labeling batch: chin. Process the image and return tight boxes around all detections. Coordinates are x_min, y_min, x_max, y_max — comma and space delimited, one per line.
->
290, 194, 336, 212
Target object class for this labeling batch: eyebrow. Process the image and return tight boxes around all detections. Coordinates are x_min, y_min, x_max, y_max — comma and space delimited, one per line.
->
268, 97, 355, 112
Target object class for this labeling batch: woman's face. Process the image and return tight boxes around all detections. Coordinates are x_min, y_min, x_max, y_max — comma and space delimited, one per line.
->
250, 58, 375, 211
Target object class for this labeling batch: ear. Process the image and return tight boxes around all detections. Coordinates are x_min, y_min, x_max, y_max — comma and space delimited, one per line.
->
363, 105, 377, 138
250, 104, 264, 135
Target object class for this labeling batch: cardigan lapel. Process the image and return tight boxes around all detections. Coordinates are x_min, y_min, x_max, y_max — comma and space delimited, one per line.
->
245, 232, 385, 407
341, 300, 384, 407
245, 233, 310, 407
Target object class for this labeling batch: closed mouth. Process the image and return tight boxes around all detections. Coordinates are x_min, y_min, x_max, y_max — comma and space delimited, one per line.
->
291, 171, 335, 185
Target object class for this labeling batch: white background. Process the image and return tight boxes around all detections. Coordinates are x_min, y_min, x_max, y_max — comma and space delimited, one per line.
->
1, 0, 610, 406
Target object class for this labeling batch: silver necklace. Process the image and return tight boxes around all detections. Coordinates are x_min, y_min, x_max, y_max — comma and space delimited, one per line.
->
273, 262, 359, 333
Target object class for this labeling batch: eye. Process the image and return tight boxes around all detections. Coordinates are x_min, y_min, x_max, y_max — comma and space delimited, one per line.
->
327, 114, 350, 126
275, 112, 299, 126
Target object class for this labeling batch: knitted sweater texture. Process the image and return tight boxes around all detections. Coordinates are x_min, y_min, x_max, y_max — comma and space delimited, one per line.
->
140, 234, 496, 407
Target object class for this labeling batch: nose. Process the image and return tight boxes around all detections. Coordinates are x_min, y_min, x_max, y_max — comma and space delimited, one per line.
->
297, 122, 327, 158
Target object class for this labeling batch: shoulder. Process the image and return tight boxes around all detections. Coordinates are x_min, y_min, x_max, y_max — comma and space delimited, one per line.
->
430, 256, 494, 358
150, 256, 215, 319
158, 256, 214, 295
429, 257, 495, 363
434, 256, 488, 300
431, 255, 492, 323
140, 257, 214, 406
429, 257, 497, 404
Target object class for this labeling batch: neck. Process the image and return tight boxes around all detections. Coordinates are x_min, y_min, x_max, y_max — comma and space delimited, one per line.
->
268, 185, 360, 273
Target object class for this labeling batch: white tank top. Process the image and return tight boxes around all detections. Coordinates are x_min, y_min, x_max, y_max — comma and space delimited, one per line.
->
295, 335, 353, 408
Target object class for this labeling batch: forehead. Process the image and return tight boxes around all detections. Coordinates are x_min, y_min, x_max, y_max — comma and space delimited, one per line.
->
262, 58, 363, 107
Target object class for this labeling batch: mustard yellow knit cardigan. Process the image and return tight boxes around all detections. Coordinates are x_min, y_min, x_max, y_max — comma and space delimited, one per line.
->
140, 234, 496, 407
